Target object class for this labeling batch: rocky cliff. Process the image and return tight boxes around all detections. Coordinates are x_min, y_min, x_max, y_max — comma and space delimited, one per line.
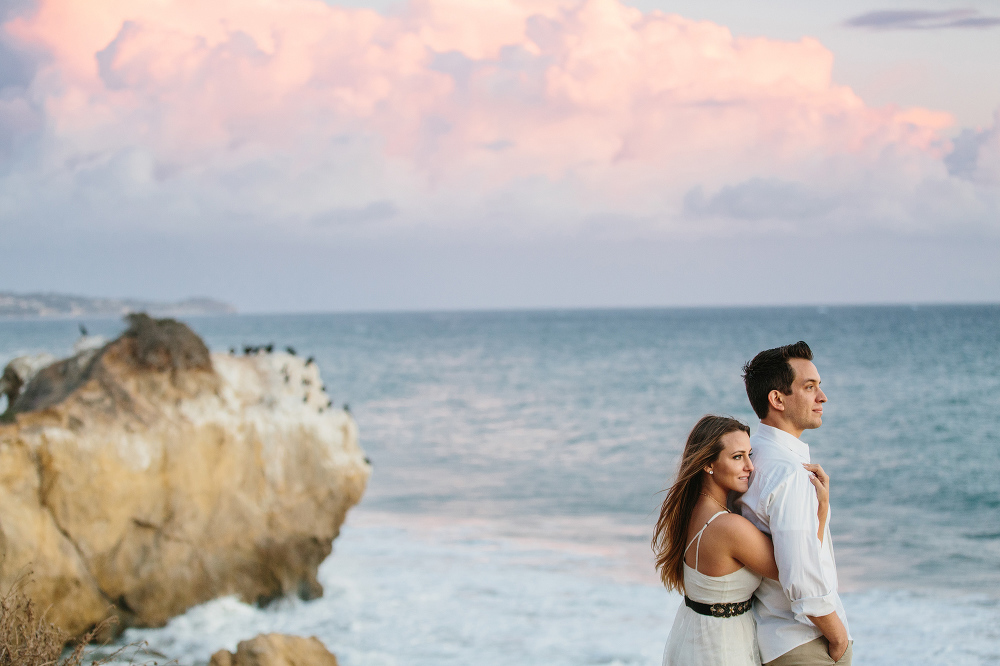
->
0, 314, 370, 636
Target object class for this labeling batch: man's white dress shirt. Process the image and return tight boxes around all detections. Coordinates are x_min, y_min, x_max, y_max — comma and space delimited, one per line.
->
736, 424, 851, 663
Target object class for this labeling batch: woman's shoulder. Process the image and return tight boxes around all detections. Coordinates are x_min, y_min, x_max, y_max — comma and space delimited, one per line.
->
710, 512, 764, 539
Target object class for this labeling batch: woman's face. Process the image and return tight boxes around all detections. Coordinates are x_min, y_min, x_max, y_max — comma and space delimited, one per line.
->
708, 430, 754, 493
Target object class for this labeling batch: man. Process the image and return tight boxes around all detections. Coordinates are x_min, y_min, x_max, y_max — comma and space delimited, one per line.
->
737, 342, 852, 665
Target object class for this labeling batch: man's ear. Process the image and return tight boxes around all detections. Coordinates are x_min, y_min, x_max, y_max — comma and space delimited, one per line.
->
768, 389, 785, 412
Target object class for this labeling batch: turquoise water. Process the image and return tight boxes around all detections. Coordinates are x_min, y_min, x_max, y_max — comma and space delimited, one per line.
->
3, 305, 999, 664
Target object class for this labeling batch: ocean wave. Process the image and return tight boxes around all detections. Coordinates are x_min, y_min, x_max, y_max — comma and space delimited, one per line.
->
114, 516, 1000, 666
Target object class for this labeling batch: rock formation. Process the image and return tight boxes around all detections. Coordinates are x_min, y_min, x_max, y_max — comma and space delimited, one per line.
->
210, 634, 339, 666
0, 314, 370, 636
0, 352, 56, 408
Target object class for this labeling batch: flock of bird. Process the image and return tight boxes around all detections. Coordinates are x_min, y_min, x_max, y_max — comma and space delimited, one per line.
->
228, 343, 349, 414
231, 344, 313, 366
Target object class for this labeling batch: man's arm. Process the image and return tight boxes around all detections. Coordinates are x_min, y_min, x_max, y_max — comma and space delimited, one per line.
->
767, 470, 844, 646
808, 611, 849, 660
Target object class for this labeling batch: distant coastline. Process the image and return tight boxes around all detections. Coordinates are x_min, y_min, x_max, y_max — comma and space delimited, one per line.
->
0, 291, 236, 319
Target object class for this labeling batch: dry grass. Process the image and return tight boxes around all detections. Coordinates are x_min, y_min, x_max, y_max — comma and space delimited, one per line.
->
0, 577, 156, 666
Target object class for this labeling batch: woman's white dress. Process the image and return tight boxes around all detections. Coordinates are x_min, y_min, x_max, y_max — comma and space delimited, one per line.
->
661, 511, 763, 666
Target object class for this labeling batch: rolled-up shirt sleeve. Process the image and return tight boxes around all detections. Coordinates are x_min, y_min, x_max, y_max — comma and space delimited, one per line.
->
766, 470, 838, 623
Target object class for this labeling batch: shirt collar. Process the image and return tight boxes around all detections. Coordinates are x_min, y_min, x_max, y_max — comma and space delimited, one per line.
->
754, 423, 811, 461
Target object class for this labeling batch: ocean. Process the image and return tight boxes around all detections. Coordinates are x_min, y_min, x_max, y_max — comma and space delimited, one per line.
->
2, 306, 998, 665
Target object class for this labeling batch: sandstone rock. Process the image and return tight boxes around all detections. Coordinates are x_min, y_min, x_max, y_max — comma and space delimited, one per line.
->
72, 334, 108, 355
209, 634, 339, 666
0, 352, 57, 408
0, 314, 370, 636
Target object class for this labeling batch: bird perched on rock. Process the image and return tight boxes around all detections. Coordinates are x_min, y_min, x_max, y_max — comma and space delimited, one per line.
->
343, 403, 351, 413
79, 323, 88, 336
285, 346, 296, 356
305, 356, 315, 366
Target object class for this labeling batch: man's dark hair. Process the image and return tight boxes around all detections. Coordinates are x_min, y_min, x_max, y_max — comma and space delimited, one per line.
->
742, 341, 813, 420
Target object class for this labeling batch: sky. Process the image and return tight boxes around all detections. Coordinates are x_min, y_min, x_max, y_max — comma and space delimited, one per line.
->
0, 0, 998, 312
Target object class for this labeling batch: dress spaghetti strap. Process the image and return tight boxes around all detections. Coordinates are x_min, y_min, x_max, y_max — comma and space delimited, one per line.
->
683, 511, 728, 574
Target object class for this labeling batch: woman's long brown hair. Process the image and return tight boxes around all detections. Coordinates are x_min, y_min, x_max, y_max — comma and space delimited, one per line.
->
651, 415, 750, 592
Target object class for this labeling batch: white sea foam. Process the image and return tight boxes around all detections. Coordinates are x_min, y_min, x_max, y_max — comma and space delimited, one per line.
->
112, 512, 1000, 666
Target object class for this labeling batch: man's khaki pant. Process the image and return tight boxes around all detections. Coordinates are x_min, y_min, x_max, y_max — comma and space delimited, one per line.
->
764, 638, 853, 666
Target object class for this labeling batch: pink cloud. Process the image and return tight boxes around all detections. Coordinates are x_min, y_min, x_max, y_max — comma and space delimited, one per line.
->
1, 0, 971, 229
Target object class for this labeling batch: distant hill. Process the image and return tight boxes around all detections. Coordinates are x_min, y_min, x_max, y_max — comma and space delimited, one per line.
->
0, 292, 237, 319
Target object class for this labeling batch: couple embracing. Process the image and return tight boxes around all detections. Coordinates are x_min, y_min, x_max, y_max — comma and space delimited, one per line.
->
653, 342, 852, 665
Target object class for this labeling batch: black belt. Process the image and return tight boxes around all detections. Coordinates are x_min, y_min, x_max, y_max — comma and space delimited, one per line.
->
685, 596, 753, 618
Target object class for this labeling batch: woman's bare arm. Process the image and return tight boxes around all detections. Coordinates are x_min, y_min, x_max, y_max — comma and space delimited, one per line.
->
803, 463, 830, 544
724, 516, 780, 580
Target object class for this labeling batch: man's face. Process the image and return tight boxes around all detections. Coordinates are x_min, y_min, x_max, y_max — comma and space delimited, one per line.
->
780, 358, 827, 431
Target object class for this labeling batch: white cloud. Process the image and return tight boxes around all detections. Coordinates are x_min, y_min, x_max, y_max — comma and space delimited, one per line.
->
0, 0, 997, 311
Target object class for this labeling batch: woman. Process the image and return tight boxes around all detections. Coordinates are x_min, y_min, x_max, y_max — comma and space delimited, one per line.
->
652, 415, 829, 666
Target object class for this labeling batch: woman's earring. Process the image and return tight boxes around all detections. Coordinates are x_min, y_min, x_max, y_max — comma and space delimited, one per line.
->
708, 470, 713, 475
